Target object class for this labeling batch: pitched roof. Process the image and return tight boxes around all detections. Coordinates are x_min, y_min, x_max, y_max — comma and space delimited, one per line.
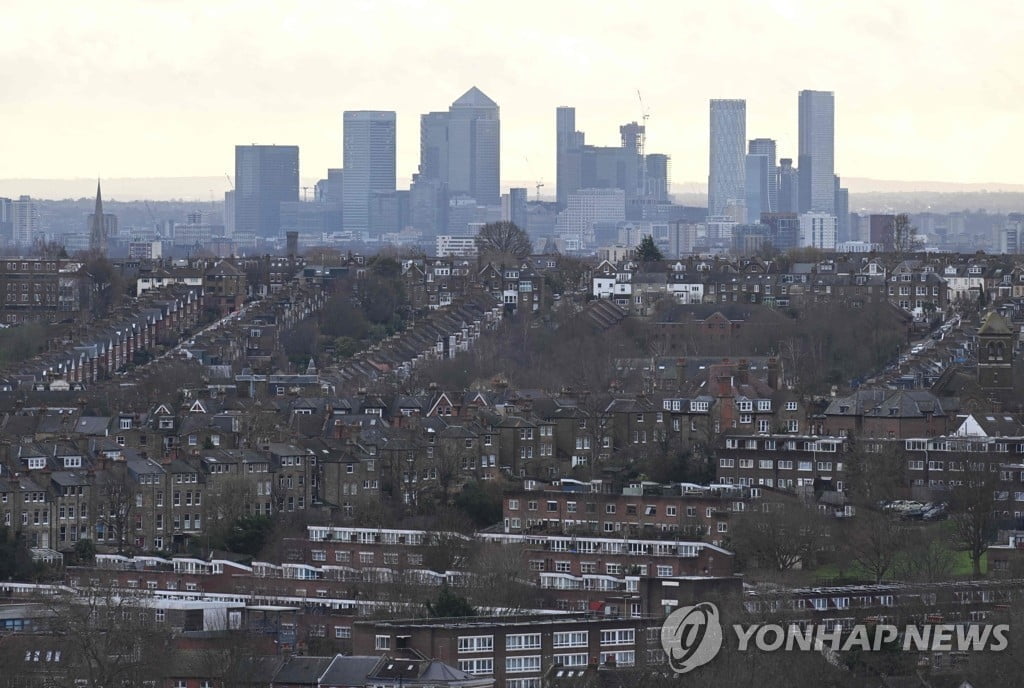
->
451, 86, 497, 108
319, 655, 382, 686
273, 656, 334, 684
978, 310, 1013, 336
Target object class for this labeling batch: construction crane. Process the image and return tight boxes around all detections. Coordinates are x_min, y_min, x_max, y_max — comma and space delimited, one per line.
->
523, 155, 545, 202
637, 90, 650, 199
224, 173, 234, 188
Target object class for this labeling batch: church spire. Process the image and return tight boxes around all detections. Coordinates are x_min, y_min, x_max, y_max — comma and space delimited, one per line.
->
89, 179, 107, 255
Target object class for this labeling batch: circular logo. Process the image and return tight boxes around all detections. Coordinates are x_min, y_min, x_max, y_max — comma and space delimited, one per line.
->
660, 602, 723, 674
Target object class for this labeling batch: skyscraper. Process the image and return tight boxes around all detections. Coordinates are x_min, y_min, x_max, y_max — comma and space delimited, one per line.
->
447, 87, 500, 206
744, 154, 770, 224
778, 158, 799, 214
556, 106, 579, 209
708, 100, 746, 218
645, 154, 671, 203
234, 145, 300, 238
503, 188, 528, 230
834, 175, 850, 243
420, 111, 450, 182
748, 138, 778, 213
343, 111, 397, 235
12, 195, 40, 247
798, 90, 835, 213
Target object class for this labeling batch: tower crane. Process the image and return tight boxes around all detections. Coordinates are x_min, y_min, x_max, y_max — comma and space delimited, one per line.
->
637, 90, 650, 199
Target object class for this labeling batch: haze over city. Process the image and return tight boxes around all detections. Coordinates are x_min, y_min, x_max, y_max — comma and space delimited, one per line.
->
2, 0, 1023, 199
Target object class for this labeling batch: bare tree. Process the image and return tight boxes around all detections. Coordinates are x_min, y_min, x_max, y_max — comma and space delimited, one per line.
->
950, 463, 1000, 577
206, 472, 258, 547
844, 439, 905, 507
96, 463, 138, 555
890, 213, 921, 255
35, 579, 172, 687
893, 526, 956, 583
730, 498, 831, 573
474, 221, 532, 264
464, 541, 534, 611
842, 508, 905, 584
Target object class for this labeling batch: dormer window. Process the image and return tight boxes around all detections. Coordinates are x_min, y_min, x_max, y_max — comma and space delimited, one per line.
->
64, 456, 81, 468
120, 418, 132, 430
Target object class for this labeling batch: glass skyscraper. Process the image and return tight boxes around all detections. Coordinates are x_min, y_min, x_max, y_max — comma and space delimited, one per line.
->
234, 145, 299, 238
708, 100, 746, 218
343, 111, 397, 234
447, 87, 500, 206
798, 90, 835, 213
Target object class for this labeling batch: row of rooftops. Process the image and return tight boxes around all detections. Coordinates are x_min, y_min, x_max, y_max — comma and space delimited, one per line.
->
0, 285, 202, 388
593, 254, 1024, 280
331, 292, 502, 387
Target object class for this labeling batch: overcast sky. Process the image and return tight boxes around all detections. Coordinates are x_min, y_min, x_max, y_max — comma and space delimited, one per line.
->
2, 0, 1021, 193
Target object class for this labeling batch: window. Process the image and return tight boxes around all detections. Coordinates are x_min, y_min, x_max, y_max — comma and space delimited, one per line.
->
507, 633, 542, 650
507, 679, 542, 688
553, 631, 588, 648
375, 635, 391, 650
506, 655, 542, 674
785, 401, 798, 411
335, 626, 352, 639
458, 635, 494, 653
552, 653, 588, 667
601, 629, 635, 646
458, 658, 494, 675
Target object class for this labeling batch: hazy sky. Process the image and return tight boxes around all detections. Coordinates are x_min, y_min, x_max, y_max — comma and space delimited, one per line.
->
2, 0, 1022, 195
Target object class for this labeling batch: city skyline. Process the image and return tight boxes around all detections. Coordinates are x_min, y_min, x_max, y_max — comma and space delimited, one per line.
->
1, 0, 1021, 194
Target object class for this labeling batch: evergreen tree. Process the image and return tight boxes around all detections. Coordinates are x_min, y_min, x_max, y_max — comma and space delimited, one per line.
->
634, 235, 663, 262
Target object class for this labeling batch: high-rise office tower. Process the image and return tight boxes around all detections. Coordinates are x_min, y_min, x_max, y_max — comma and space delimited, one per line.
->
778, 158, 799, 214
744, 154, 770, 224
708, 100, 746, 218
798, 90, 835, 213
748, 138, 778, 213
503, 188, 529, 230
234, 145, 300, 238
343, 111, 397, 235
834, 175, 850, 243
645, 154, 671, 203
556, 106, 579, 209
420, 111, 450, 182
447, 87, 500, 206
